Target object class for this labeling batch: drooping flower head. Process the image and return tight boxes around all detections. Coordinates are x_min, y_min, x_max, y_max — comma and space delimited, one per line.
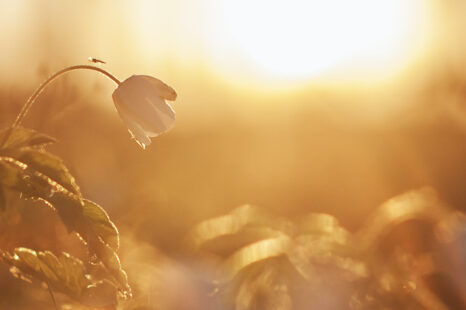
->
6, 64, 177, 150
112, 75, 177, 149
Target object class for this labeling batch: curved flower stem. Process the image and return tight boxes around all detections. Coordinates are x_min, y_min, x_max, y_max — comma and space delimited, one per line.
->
13, 65, 121, 128
1, 65, 121, 147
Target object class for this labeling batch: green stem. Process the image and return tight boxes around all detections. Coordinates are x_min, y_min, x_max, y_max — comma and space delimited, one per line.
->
1, 65, 121, 148
13, 65, 121, 128
40, 265, 59, 310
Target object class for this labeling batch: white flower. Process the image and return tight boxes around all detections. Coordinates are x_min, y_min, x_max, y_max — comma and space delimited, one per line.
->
112, 75, 177, 149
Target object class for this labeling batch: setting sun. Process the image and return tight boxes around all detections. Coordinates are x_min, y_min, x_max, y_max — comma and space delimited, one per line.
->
211, 0, 430, 81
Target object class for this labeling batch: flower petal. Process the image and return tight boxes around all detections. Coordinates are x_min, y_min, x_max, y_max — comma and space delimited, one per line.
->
112, 77, 175, 135
112, 74, 177, 148
139, 75, 177, 101
113, 95, 151, 149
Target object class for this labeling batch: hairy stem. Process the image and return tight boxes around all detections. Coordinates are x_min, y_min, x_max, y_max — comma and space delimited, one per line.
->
0, 65, 121, 148
14, 65, 121, 128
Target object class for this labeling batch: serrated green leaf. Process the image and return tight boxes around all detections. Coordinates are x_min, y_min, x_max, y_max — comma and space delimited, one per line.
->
37, 251, 60, 283
13, 248, 41, 273
0, 157, 56, 199
59, 252, 87, 295
91, 237, 131, 296
5, 248, 91, 300
81, 199, 119, 251
11, 149, 81, 195
0, 159, 24, 188
0, 127, 56, 149
0, 156, 84, 235
96, 240, 122, 276
47, 191, 84, 232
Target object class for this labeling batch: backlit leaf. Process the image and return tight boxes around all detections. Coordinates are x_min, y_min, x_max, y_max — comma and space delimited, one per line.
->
37, 251, 61, 283
357, 188, 449, 250
91, 237, 131, 297
11, 149, 81, 195
13, 248, 41, 273
0, 156, 64, 201
222, 236, 291, 282
58, 252, 88, 295
0, 158, 25, 189
189, 205, 259, 248
81, 199, 119, 251
3, 248, 92, 301
189, 204, 290, 250
201, 226, 287, 257
47, 191, 83, 232
0, 127, 56, 150
299, 213, 350, 244
0, 126, 130, 306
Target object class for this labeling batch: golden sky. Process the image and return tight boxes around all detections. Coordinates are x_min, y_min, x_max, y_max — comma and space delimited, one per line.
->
0, 0, 465, 132
0, 0, 441, 85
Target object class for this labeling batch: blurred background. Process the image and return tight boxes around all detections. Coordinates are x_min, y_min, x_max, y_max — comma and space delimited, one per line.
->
0, 0, 465, 309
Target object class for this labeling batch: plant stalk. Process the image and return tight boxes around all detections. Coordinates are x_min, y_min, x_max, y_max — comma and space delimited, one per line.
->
1, 65, 121, 147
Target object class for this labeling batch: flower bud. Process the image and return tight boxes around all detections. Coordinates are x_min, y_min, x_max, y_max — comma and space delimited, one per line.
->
112, 75, 177, 149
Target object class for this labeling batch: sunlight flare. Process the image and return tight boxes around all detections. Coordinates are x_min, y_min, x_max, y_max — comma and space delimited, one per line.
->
213, 0, 430, 81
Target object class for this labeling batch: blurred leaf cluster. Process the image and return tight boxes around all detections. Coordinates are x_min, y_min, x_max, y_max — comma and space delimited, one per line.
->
0, 128, 464, 310
189, 189, 466, 310
0, 127, 131, 309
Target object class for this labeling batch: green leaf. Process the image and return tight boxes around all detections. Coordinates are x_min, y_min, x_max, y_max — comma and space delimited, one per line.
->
189, 204, 289, 250
37, 251, 61, 283
356, 188, 448, 250
3, 149, 81, 195
13, 247, 41, 273
0, 127, 56, 149
47, 191, 84, 232
0, 158, 25, 189
222, 236, 291, 282
0, 157, 84, 232
0, 157, 57, 199
57, 252, 88, 295
91, 237, 131, 297
189, 205, 258, 248
0, 248, 119, 307
298, 213, 349, 243
81, 199, 119, 251
4, 248, 90, 299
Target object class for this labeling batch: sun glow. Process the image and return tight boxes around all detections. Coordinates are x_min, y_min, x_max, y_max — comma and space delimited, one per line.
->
212, 0, 430, 82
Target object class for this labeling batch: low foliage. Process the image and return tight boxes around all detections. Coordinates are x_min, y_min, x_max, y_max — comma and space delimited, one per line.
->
0, 126, 130, 309
1, 126, 464, 310
189, 189, 465, 310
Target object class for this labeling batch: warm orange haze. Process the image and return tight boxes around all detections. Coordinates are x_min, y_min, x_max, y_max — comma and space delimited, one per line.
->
0, 0, 465, 309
